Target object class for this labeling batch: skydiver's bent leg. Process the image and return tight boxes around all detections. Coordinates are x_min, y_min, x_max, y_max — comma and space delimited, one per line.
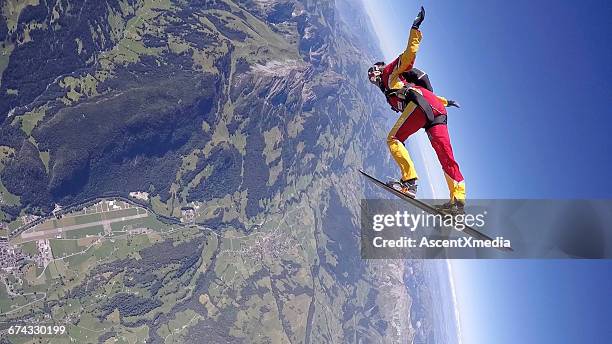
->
387, 104, 427, 182
426, 124, 466, 203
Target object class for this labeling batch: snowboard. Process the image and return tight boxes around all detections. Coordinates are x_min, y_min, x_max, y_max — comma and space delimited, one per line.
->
359, 169, 512, 252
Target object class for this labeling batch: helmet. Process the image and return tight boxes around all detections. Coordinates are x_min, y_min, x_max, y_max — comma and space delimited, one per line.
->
368, 62, 385, 85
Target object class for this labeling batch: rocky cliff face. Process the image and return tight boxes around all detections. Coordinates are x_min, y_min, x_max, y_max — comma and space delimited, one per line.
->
0, 0, 417, 342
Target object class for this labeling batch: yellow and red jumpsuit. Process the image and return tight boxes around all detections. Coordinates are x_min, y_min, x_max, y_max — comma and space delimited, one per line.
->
380, 28, 466, 203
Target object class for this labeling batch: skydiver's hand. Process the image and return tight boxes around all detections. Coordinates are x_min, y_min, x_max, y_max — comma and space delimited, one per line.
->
447, 100, 461, 108
412, 6, 425, 30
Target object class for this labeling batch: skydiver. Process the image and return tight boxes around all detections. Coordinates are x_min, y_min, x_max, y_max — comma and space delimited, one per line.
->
367, 6, 465, 214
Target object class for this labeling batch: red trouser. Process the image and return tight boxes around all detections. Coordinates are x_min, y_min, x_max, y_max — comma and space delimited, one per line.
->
392, 108, 466, 200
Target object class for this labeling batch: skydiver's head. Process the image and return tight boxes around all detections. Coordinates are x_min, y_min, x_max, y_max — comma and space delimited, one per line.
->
368, 62, 385, 87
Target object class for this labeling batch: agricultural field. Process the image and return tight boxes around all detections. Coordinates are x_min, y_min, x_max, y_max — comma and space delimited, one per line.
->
0, 198, 213, 341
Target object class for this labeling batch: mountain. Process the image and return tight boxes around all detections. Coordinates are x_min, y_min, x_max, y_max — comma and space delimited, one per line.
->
0, 0, 434, 342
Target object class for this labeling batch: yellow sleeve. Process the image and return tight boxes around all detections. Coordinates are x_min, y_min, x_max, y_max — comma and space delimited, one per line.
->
388, 28, 422, 90
437, 96, 449, 107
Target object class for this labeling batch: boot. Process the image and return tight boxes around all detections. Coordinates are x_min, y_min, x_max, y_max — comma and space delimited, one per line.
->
435, 200, 465, 215
387, 178, 418, 198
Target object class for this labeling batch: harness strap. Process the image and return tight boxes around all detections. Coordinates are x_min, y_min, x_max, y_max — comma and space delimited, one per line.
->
424, 114, 447, 129
382, 88, 401, 112
411, 89, 447, 129
404, 88, 434, 121
382, 86, 447, 129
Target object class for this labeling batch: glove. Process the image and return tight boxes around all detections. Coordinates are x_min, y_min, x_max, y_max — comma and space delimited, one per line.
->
412, 6, 425, 30
447, 100, 461, 108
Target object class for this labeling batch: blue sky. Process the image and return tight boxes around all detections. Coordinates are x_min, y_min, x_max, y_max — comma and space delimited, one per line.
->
450, 260, 612, 344
363, 1, 612, 343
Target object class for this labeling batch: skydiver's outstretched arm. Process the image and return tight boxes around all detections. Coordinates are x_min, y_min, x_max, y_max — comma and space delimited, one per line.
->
399, 28, 422, 72
388, 7, 425, 88
400, 6, 425, 72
